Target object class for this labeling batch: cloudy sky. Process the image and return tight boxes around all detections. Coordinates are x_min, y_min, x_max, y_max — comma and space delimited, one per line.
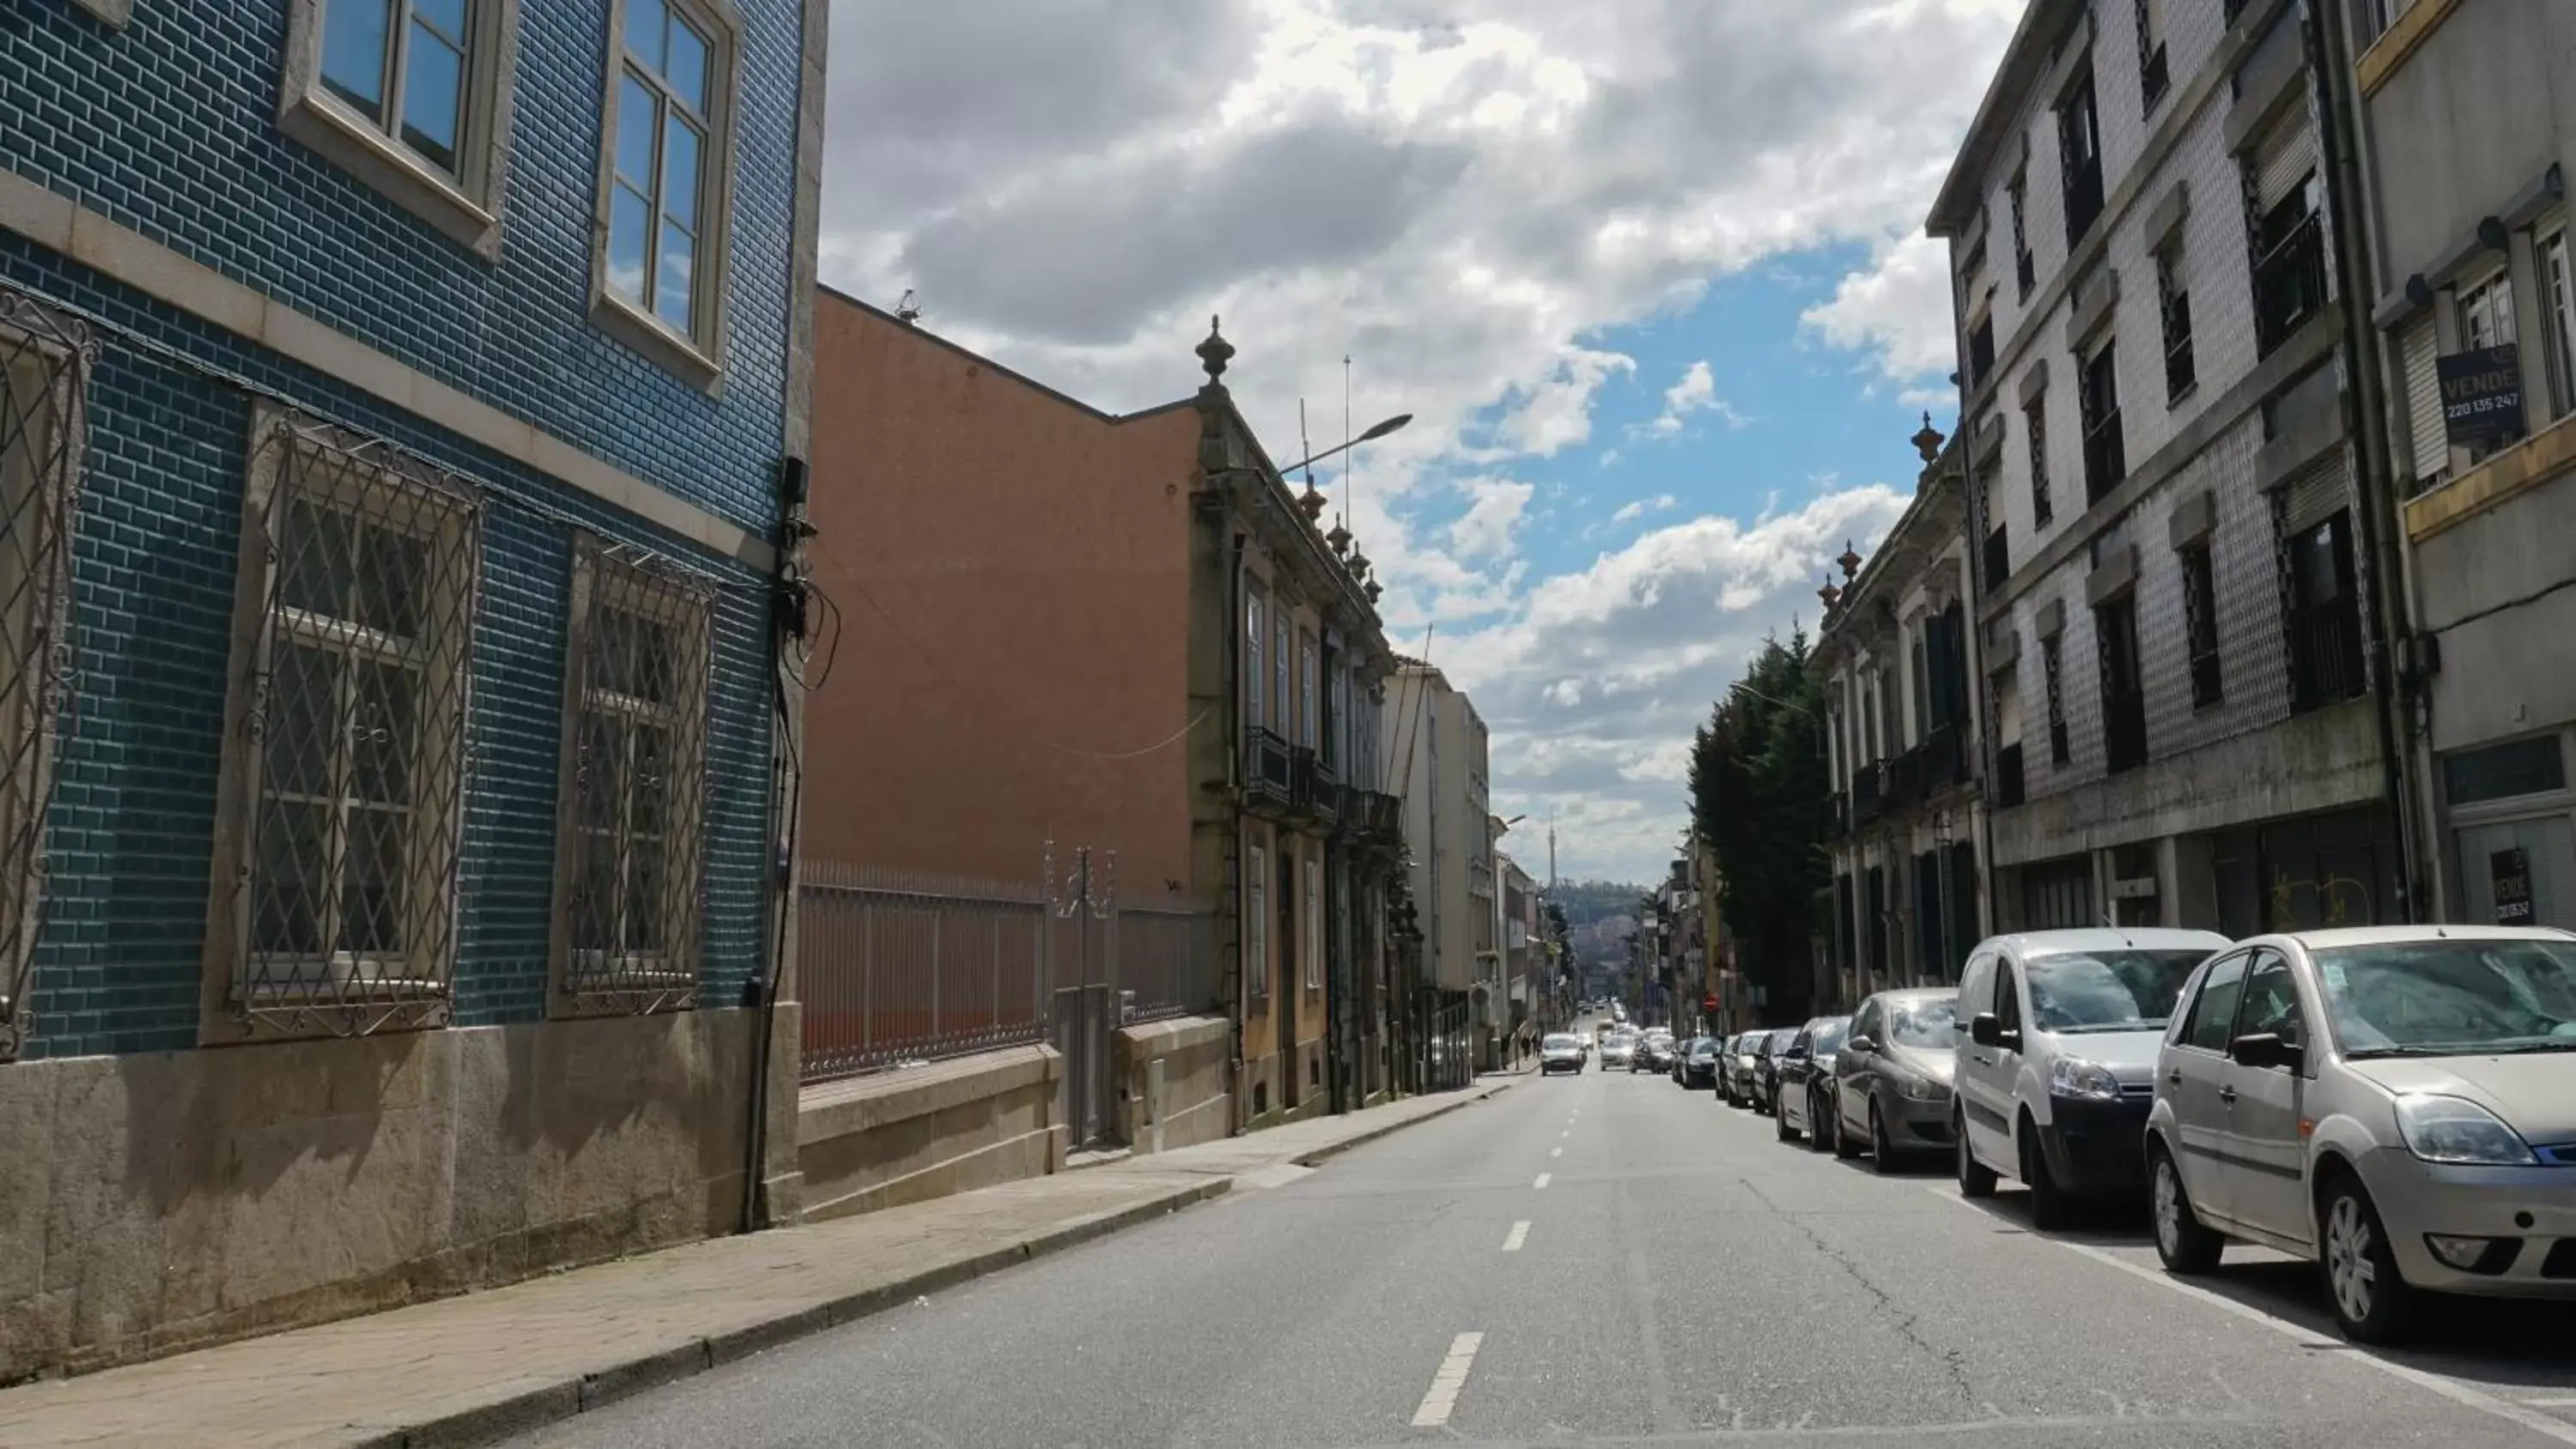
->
819, 0, 2018, 885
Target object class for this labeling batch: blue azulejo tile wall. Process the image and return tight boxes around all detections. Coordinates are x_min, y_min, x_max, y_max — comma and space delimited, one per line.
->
0, 2, 805, 1058
0, 0, 802, 535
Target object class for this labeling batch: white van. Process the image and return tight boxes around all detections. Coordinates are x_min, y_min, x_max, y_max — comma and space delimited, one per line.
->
1953, 928, 2229, 1228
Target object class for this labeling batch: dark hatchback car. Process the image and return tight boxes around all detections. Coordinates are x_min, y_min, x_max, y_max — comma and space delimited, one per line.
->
1750, 1028, 1798, 1115
1775, 1015, 1851, 1143
1634, 1032, 1677, 1074
1679, 1035, 1721, 1088
1829, 988, 1959, 1167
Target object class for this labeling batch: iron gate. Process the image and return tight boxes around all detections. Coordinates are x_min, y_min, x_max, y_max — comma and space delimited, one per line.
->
1048, 844, 1116, 1152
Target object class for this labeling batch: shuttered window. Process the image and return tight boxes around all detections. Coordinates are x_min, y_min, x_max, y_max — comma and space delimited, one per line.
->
2398, 312, 2445, 491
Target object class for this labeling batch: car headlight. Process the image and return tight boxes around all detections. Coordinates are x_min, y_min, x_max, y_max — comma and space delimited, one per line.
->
1896, 1072, 1948, 1100
2047, 1056, 2123, 1101
2392, 1094, 2537, 1167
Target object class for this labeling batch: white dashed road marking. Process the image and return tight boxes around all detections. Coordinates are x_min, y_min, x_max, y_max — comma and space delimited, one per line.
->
1502, 1221, 1529, 1252
1533, 1173, 1552, 1190
1551, 1146, 1563, 1158
1409, 1331, 1485, 1428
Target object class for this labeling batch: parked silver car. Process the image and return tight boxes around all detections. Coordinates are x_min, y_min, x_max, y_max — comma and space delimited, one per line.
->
2146, 926, 2576, 1343
1829, 987, 1960, 1169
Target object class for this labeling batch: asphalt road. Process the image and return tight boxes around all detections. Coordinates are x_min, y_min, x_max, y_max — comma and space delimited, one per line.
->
513, 1050, 2576, 1448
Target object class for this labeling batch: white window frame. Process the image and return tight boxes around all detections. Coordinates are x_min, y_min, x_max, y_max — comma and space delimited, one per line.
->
2541, 229, 2576, 422
2457, 267, 2521, 465
588, 0, 742, 389
1303, 855, 1322, 993
1246, 839, 1269, 1003
201, 404, 482, 1042
548, 535, 714, 1016
1298, 632, 1318, 748
1244, 584, 1266, 732
0, 292, 93, 1064
277, 0, 525, 259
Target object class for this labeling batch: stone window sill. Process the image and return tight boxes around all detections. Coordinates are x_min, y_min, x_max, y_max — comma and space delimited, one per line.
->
279, 92, 502, 260
591, 291, 725, 394
2403, 410, 2576, 543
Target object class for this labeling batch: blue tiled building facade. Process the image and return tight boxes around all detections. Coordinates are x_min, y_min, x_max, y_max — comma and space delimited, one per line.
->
0, 0, 823, 1379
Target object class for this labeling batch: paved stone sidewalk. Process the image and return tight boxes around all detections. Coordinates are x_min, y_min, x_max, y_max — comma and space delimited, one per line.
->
0, 1082, 1509, 1449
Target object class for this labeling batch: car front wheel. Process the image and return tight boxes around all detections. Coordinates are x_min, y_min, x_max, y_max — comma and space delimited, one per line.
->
2322, 1176, 2415, 1343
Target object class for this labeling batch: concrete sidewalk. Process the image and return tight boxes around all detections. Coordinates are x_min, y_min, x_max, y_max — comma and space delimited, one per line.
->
0, 1082, 1510, 1449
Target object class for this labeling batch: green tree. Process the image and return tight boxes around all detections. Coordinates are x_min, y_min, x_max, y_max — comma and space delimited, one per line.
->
1687, 630, 1830, 1023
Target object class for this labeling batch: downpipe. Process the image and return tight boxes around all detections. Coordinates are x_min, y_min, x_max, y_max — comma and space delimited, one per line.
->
2306, 0, 2421, 922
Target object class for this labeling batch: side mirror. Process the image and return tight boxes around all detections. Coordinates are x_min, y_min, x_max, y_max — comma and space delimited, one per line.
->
1845, 1034, 1877, 1056
1786, 1046, 1810, 1061
2231, 1032, 2305, 1074
1970, 1013, 2021, 1051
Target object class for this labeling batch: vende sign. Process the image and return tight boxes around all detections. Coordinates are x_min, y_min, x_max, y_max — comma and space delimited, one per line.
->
2439, 343, 2524, 448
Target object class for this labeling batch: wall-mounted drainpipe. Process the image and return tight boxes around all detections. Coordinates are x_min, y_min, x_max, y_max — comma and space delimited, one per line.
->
1226, 530, 1248, 1113
744, 454, 813, 1234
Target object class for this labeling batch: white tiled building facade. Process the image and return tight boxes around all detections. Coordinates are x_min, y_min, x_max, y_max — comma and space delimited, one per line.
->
1930, 0, 2407, 937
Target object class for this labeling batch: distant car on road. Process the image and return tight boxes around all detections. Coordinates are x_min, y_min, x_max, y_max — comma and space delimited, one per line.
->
1679, 1036, 1721, 1089
1751, 1028, 1797, 1116
1600, 1032, 1637, 1070
1722, 1033, 1764, 1106
1775, 1015, 1850, 1143
1539, 1033, 1587, 1075
1635, 1030, 1676, 1074
1831, 987, 1961, 1169
2146, 926, 2576, 1343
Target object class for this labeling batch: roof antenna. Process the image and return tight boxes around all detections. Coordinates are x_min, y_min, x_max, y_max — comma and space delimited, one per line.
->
896, 289, 922, 324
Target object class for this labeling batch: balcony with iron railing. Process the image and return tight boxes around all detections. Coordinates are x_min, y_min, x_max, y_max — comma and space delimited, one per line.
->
2290, 599, 2367, 712
2104, 687, 2148, 774
1993, 742, 2026, 809
1885, 748, 1923, 808
1245, 727, 1296, 814
1853, 761, 1887, 825
1294, 748, 1339, 828
2083, 409, 2125, 506
1922, 721, 1969, 795
2255, 215, 2328, 358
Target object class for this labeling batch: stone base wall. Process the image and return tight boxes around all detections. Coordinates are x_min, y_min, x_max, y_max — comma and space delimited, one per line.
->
0, 1008, 768, 1385
1110, 1016, 1230, 1155
794, 1046, 1063, 1223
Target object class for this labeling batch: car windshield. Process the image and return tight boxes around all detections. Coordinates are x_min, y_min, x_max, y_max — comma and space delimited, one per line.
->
1543, 1034, 1578, 1050
2023, 949, 2212, 1032
1691, 1040, 1716, 1059
1886, 997, 1960, 1049
2318, 938, 2576, 1056
1809, 1019, 1849, 1055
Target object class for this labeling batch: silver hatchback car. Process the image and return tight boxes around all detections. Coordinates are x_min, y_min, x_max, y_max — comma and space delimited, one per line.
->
2145, 926, 2576, 1343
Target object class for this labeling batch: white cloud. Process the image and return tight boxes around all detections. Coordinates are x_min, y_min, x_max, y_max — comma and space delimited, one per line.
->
1608, 493, 1677, 524
1448, 476, 1535, 559
819, 0, 2017, 877
1801, 230, 1959, 385
1637, 359, 1748, 439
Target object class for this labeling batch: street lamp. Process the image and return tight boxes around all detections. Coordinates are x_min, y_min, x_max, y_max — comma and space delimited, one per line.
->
1279, 413, 1412, 477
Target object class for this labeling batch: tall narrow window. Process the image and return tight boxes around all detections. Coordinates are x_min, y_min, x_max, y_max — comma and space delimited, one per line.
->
1246, 840, 1268, 1002
216, 409, 480, 1037
2027, 397, 2054, 529
2042, 634, 2070, 766
2158, 240, 2196, 403
2458, 270, 2523, 464
2182, 544, 2223, 707
2058, 66, 2105, 247
2287, 511, 2366, 712
2136, 0, 2169, 112
1303, 857, 1322, 991
1299, 632, 1318, 748
0, 293, 90, 1064
2008, 165, 2034, 298
598, 0, 737, 366
1244, 588, 1266, 731
282, 0, 518, 253
2097, 597, 2147, 773
318, 0, 476, 175
1273, 614, 1291, 739
2081, 339, 2124, 504
552, 540, 714, 1013
2543, 232, 2576, 421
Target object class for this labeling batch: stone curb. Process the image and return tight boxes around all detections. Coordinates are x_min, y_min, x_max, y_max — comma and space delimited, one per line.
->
361, 1088, 1504, 1447
1289, 1080, 1510, 1168
359, 1178, 1232, 1449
